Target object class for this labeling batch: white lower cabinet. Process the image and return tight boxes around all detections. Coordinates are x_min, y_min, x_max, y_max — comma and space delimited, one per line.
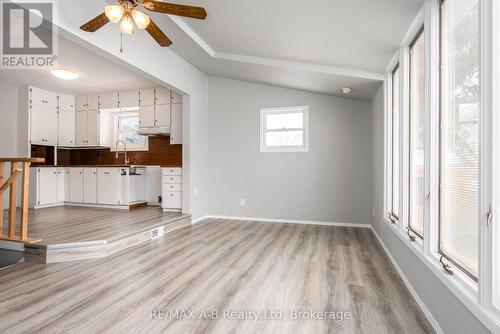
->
83, 168, 97, 204
69, 168, 84, 203
162, 167, 182, 211
56, 168, 65, 203
30, 167, 65, 207
97, 168, 121, 205
38, 168, 58, 205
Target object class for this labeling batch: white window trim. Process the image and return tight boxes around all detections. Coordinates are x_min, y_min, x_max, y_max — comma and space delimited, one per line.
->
260, 105, 309, 153
110, 111, 149, 152
383, 0, 500, 332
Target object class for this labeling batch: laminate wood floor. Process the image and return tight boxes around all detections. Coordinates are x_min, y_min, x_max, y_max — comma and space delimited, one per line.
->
0, 219, 434, 334
2, 206, 186, 245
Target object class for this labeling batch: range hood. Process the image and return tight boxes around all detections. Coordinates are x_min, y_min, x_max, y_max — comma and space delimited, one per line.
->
137, 125, 171, 136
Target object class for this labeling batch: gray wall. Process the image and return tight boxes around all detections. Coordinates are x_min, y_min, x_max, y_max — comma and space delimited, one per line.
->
208, 77, 373, 224
370, 86, 491, 334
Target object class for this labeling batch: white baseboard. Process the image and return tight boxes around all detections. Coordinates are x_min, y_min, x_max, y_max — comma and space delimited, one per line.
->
369, 226, 444, 334
193, 214, 370, 228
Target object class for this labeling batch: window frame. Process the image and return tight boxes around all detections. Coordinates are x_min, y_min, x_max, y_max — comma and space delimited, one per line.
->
389, 65, 401, 224
111, 111, 149, 152
408, 26, 426, 240
437, 0, 481, 282
259, 105, 309, 153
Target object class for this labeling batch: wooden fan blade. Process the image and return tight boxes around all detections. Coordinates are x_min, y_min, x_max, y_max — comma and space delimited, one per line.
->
142, 1, 207, 20
146, 19, 172, 47
80, 13, 110, 32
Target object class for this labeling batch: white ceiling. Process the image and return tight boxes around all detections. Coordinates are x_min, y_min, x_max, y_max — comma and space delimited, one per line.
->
0, 35, 156, 95
150, 0, 424, 101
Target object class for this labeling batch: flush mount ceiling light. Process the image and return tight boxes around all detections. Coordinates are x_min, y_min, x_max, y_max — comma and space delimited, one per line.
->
80, 0, 207, 53
50, 68, 80, 80
341, 87, 353, 95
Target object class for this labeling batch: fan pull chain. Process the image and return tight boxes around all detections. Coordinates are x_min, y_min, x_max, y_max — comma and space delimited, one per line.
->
120, 31, 124, 53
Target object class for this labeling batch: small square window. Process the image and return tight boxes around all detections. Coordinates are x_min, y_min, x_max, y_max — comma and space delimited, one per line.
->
260, 106, 309, 153
113, 113, 148, 151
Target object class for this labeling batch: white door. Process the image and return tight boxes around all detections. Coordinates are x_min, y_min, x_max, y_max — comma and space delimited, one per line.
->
139, 89, 155, 106
58, 110, 75, 146
31, 87, 58, 109
64, 169, 70, 202
155, 87, 171, 105
155, 104, 171, 127
119, 90, 139, 109
97, 168, 120, 205
87, 110, 99, 146
87, 95, 99, 110
170, 103, 182, 144
83, 168, 98, 204
99, 92, 119, 110
38, 168, 58, 205
31, 105, 58, 146
76, 96, 87, 111
56, 169, 65, 203
69, 168, 84, 203
171, 91, 183, 104
75, 110, 87, 146
59, 94, 75, 111
139, 105, 155, 127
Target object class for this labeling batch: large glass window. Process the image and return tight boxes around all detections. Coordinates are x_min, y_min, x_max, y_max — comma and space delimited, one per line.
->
439, 0, 480, 279
391, 66, 401, 222
409, 28, 426, 239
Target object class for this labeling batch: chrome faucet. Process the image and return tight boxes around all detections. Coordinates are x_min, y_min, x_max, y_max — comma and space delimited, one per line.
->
115, 140, 129, 165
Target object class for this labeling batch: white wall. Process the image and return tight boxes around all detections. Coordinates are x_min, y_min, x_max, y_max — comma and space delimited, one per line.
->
370, 86, 490, 334
0, 84, 19, 209
208, 77, 373, 224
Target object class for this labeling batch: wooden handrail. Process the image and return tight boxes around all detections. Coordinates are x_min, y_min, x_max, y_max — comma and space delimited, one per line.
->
0, 158, 43, 243
0, 158, 45, 163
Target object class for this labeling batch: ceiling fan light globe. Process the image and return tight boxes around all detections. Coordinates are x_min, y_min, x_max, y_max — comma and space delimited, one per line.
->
132, 9, 150, 29
120, 14, 135, 35
105, 5, 124, 24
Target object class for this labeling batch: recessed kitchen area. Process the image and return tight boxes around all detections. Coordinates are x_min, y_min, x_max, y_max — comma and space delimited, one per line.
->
0, 35, 190, 263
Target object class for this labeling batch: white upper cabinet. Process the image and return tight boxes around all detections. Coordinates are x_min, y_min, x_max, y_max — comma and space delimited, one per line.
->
31, 104, 58, 146
155, 87, 171, 105
139, 105, 155, 128
58, 109, 75, 146
86, 109, 99, 146
170, 103, 182, 144
76, 96, 87, 111
75, 110, 87, 146
171, 91, 183, 104
88, 95, 99, 110
99, 92, 119, 110
139, 88, 155, 106
59, 94, 75, 111
119, 90, 139, 109
31, 87, 57, 109
155, 104, 171, 127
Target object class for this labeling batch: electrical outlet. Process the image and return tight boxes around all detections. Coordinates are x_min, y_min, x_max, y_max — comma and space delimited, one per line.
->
193, 187, 198, 195
158, 195, 162, 203
240, 199, 245, 207
372, 208, 375, 217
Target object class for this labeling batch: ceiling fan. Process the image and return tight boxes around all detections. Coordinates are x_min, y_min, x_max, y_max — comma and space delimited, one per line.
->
80, 0, 207, 50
